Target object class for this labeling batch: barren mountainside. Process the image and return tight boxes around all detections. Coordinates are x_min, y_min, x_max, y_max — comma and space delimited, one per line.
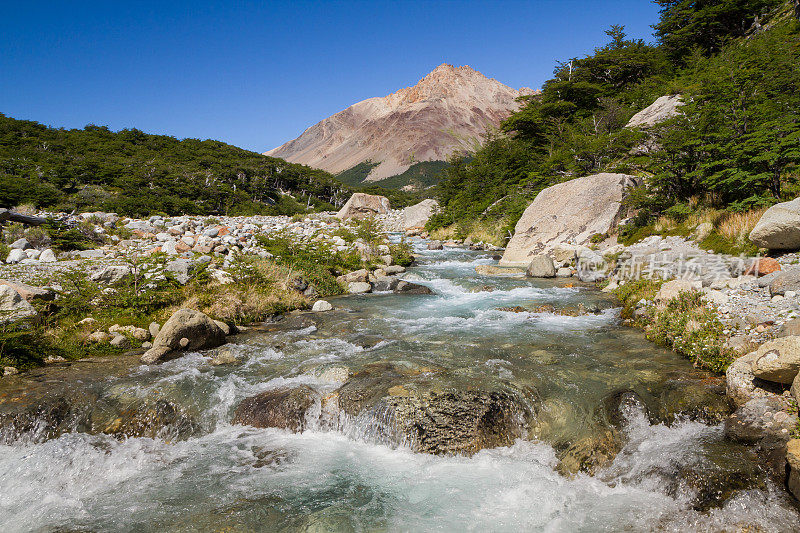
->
264, 64, 535, 182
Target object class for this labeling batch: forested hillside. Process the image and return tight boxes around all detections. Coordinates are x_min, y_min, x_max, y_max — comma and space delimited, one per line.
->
430, 0, 800, 242
0, 114, 351, 217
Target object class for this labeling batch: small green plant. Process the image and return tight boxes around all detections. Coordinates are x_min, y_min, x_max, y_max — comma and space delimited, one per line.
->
647, 290, 735, 372
390, 240, 415, 267
42, 218, 99, 251
612, 278, 662, 320
699, 231, 761, 257
589, 232, 608, 244
256, 233, 369, 295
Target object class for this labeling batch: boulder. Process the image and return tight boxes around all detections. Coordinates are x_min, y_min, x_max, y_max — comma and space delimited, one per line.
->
500, 173, 638, 266
750, 336, 800, 384
90, 265, 132, 285
5, 249, 26, 264
312, 300, 333, 312
213, 320, 231, 335
655, 279, 701, 304
427, 241, 444, 250
787, 439, 800, 501
141, 308, 227, 364
551, 244, 578, 264
692, 222, 714, 242
769, 267, 800, 296
335, 366, 532, 455
400, 199, 439, 229
110, 335, 130, 349
347, 282, 372, 294
88, 331, 111, 343
726, 352, 780, 406
384, 265, 406, 275
165, 258, 195, 285
337, 269, 369, 284
335, 193, 391, 220
525, 255, 556, 278
0, 285, 37, 322
39, 249, 57, 262
744, 257, 781, 277
10, 238, 31, 250
233, 386, 316, 432
778, 318, 800, 338
749, 197, 800, 250
0, 279, 55, 302
393, 280, 433, 295
625, 95, 683, 128
372, 276, 400, 292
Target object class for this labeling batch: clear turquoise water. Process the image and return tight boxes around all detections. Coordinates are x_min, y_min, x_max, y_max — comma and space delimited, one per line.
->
0, 240, 797, 532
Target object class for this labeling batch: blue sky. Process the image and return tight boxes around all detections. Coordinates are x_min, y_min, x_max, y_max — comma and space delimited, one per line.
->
1, 1, 661, 152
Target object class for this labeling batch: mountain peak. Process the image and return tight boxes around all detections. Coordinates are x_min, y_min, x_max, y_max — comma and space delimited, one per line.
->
265, 65, 533, 184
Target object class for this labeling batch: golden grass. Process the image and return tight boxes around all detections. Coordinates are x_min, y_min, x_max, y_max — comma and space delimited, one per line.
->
717, 208, 767, 242
14, 203, 37, 216
173, 258, 309, 324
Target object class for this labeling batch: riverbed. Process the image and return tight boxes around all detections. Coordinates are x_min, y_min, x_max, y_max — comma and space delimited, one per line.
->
0, 239, 798, 532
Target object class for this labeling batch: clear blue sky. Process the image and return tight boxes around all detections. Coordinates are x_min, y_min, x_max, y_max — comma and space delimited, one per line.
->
1, 1, 661, 153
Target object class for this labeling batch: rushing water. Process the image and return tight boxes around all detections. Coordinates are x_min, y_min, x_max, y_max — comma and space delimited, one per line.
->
0, 239, 798, 532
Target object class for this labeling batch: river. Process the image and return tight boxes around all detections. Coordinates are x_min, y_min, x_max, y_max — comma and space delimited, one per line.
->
0, 238, 798, 531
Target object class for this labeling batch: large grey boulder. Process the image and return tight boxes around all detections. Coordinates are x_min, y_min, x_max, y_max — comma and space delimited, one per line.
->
499, 173, 638, 266
525, 255, 556, 278
141, 308, 227, 364
625, 95, 683, 128
336, 193, 391, 220
400, 199, 439, 229
0, 285, 37, 322
750, 336, 800, 384
749, 197, 800, 250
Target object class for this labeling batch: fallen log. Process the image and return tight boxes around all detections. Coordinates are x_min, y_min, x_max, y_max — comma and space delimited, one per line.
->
0, 208, 46, 226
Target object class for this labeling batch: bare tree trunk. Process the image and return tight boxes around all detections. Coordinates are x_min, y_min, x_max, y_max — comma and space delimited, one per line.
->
0, 208, 46, 226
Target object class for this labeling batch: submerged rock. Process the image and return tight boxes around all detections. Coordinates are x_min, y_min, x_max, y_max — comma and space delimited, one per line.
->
724, 397, 796, 444
233, 386, 316, 432
393, 281, 433, 295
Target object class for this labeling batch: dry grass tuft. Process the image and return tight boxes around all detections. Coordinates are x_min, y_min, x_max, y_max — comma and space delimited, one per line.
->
717, 208, 767, 242
14, 204, 38, 216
